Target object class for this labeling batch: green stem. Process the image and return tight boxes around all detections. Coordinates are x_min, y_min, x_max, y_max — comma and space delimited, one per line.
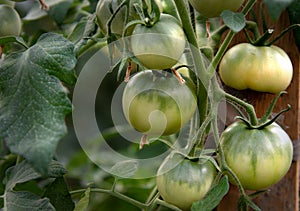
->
253, 28, 274, 46
155, 199, 182, 211
107, 0, 128, 37
224, 91, 258, 125
71, 188, 148, 209
174, 0, 209, 126
207, 0, 258, 78
245, 21, 261, 40
145, 186, 159, 204
207, 30, 235, 77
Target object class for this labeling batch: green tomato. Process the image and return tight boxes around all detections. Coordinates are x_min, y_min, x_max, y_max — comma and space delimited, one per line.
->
131, 14, 186, 70
188, 0, 244, 18
0, 5, 21, 37
122, 70, 197, 136
219, 120, 293, 190
219, 43, 293, 94
156, 153, 216, 210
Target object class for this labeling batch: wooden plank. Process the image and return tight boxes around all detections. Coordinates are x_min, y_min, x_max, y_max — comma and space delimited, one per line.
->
217, 0, 300, 210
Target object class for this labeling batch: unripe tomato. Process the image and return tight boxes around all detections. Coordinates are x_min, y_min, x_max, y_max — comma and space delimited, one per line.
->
219, 121, 293, 190
188, 0, 244, 18
0, 5, 22, 37
122, 70, 197, 136
131, 14, 186, 70
156, 153, 216, 210
219, 43, 293, 94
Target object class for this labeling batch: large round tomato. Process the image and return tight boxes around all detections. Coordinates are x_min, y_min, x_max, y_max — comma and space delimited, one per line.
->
156, 152, 216, 210
219, 43, 293, 94
188, 0, 244, 18
122, 70, 197, 136
219, 120, 293, 190
0, 5, 21, 37
131, 14, 186, 70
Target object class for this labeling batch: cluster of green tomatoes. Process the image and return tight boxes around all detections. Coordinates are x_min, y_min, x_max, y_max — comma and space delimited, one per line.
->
95, 0, 295, 210
0, 0, 294, 209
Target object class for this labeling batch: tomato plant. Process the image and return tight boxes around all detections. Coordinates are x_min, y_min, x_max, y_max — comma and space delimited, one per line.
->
0, 0, 298, 211
219, 43, 293, 93
219, 120, 293, 190
188, 0, 245, 18
156, 152, 216, 210
131, 14, 186, 70
122, 70, 197, 136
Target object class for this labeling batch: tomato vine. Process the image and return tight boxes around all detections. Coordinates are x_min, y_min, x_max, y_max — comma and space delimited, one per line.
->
0, 0, 297, 210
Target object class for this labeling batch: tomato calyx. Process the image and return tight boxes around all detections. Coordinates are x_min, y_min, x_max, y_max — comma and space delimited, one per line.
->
235, 91, 291, 130
236, 105, 290, 130
139, 0, 161, 27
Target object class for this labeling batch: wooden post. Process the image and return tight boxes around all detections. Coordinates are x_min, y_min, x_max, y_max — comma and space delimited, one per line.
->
217, 1, 300, 210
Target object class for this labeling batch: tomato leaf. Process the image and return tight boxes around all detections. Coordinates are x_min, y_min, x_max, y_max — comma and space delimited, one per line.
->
43, 177, 75, 211
74, 188, 91, 211
0, 36, 28, 48
191, 175, 229, 211
3, 160, 66, 211
264, 0, 294, 20
4, 160, 66, 190
221, 10, 246, 33
0, 32, 76, 175
5, 191, 55, 211
23, 0, 72, 22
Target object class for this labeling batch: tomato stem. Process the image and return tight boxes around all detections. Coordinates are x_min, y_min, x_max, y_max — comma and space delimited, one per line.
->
252, 28, 274, 46
140, 134, 150, 150
71, 188, 149, 209
224, 91, 258, 126
38, 0, 49, 10
171, 68, 185, 85
174, 0, 209, 127
124, 60, 132, 82
207, 0, 258, 78
107, 0, 128, 37
243, 21, 261, 42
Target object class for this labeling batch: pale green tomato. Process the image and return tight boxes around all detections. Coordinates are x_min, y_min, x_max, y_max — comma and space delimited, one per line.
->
131, 14, 186, 70
219, 43, 293, 93
220, 120, 293, 190
122, 70, 197, 136
188, 0, 244, 18
156, 153, 216, 210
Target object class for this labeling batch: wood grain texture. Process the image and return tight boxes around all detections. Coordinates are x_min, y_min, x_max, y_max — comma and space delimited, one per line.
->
217, 0, 300, 210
